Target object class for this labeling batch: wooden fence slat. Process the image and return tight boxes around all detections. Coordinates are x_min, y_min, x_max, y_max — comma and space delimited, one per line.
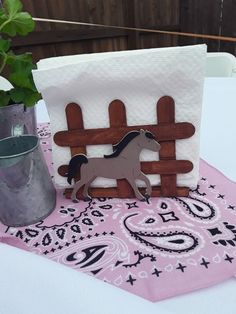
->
66, 103, 87, 199
12, 28, 127, 47
157, 96, 177, 196
54, 122, 195, 146
58, 160, 193, 177
179, 0, 222, 52
64, 186, 189, 199
220, 0, 236, 55
109, 100, 133, 197
124, 0, 140, 50
17, 1, 235, 61
57, 97, 194, 198
66, 103, 86, 156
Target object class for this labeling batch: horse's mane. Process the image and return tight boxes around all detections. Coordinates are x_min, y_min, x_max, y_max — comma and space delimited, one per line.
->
104, 130, 156, 159
104, 131, 140, 159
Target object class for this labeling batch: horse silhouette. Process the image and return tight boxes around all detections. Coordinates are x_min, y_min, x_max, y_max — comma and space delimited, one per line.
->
67, 129, 161, 202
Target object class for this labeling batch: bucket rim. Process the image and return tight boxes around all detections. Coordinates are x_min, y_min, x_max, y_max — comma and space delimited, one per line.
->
0, 135, 39, 159
0, 103, 26, 110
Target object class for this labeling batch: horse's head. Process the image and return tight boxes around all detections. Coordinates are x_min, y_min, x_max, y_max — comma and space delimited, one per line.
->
139, 129, 161, 152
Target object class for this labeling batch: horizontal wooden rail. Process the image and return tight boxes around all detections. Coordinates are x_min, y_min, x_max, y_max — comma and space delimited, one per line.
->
58, 160, 193, 177
12, 25, 180, 48
64, 185, 190, 199
54, 122, 195, 147
55, 96, 195, 198
12, 28, 126, 47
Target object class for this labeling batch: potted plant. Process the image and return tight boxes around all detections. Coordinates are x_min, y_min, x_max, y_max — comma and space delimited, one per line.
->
0, 0, 41, 139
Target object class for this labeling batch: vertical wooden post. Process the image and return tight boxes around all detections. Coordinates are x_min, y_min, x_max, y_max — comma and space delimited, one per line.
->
59, 97, 193, 199
66, 103, 86, 156
124, 0, 140, 50
109, 100, 134, 197
66, 103, 87, 189
157, 96, 177, 196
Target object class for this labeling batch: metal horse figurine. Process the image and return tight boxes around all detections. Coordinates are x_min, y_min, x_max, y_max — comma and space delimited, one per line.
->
67, 129, 161, 202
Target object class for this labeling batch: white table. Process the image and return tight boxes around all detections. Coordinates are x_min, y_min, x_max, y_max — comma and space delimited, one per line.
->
201, 78, 236, 182
1, 78, 236, 314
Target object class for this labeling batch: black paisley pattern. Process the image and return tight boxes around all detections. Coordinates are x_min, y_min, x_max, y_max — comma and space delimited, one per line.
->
1, 123, 236, 302
173, 196, 217, 221
123, 213, 201, 254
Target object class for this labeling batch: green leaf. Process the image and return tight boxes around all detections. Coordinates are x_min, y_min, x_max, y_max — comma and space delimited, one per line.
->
7, 52, 33, 65
9, 87, 41, 107
9, 87, 25, 103
0, 38, 11, 52
0, 1, 39, 106
9, 71, 34, 89
0, 0, 35, 36
7, 56, 37, 91
0, 90, 10, 106
23, 90, 41, 107
3, 0, 23, 17
1, 12, 35, 36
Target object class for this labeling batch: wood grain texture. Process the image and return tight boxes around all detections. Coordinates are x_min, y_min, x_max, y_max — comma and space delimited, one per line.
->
12, 29, 127, 47
179, 0, 232, 52
65, 103, 86, 157
220, 0, 236, 55
124, 0, 140, 50
157, 96, 177, 196
16, 0, 182, 62
14, 1, 234, 60
54, 122, 195, 146
56, 96, 194, 198
58, 160, 193, 177
64, 186, 190, 199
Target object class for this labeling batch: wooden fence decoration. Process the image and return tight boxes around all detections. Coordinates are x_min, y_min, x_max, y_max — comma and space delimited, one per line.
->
54, 96, 195, 199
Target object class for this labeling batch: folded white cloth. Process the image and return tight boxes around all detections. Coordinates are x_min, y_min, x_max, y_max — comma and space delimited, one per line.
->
33, 44, 206, 188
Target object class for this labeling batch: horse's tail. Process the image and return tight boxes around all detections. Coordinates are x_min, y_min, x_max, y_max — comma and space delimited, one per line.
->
67, 154, 88, 185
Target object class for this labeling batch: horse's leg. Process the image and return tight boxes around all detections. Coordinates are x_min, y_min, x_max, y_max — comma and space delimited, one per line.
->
126, 176, 146, 201
71, 179, 87, 202
83, 176, 96, 201
137, 172, 152, 197
71, 164, 94, 202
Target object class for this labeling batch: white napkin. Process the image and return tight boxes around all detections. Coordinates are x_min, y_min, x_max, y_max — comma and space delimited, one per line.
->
32, 44, 206, 188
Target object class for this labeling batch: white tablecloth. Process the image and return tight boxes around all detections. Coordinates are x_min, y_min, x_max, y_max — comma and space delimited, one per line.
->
1, 78, 236, 314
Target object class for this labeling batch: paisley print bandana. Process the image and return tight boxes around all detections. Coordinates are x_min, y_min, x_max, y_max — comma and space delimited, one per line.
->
1, 123, 236, 302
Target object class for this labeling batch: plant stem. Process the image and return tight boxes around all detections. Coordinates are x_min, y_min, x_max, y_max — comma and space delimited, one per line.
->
0, 18, 11, 32
0, 53, 7, 73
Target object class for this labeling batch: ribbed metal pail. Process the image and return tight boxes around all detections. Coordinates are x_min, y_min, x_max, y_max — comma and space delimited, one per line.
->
0, 135, 56, 227
0, 104, 37, 140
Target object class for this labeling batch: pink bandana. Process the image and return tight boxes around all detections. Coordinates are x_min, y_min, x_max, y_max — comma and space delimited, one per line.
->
1, 123, 236, 302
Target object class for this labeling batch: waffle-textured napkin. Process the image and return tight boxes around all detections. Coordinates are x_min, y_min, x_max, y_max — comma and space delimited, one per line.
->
32, 44, 206, 188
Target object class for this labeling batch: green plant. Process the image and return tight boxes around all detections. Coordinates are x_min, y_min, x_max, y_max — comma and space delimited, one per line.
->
0, 0, 41, 107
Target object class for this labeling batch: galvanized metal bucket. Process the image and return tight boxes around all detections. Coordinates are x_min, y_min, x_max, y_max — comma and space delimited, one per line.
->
0, 135, 56, 227
0, 103, 37, 140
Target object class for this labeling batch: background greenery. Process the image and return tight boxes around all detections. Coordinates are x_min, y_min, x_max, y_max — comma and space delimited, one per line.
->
0, 0, 41, 107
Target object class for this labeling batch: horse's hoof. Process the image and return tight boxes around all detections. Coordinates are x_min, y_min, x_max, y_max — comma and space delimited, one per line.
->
84, 196, 92, 202
72, 199, 79, 203
140, 198, 146, 202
